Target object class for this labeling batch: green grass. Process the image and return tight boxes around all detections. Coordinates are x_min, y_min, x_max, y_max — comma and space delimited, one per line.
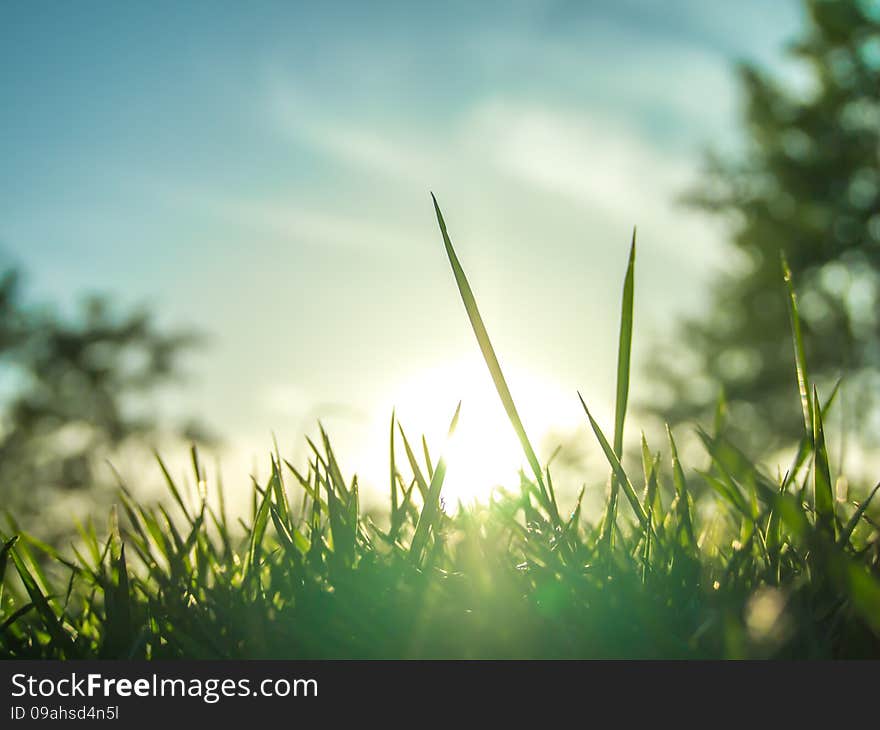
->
2, 199, 879, 659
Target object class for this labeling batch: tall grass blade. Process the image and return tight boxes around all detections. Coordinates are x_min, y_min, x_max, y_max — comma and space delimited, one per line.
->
10, 547, 77, 657
397, 424, 429, 500
103, 542, 132, 658
389, 410, 398, 518
812, 386, 836, 538
782, 253, 812, 438
432, 194, 548, 505
839, 481, 880, 547
783, 378, 841, 492
0, 535, 18, 608
667, 426, 697, 548
410, 401, 461, 562
578, 392, 650, 532
0, 602, 35, 633
422, 435, 434, 480
0, 535, 19, 583
245, 479, 273, 583
602, 230, 636, 546
155, 452, 194, 526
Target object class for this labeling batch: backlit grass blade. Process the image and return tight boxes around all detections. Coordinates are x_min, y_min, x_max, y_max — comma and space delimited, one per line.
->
578, 392, 650, 532
839, 480, 880, 547
699, 470, 751, 518
0, 601, 35, 633
782, 378, 841, 492
10, 547, 77, 657
432, 194, 549, 507
667, 425, 696, 549
602, 230, 636, 545
812, 386, 836, 538
640, 434, 665, 523
696, 427, 778, 504
102, 541, 132, 659
319, 423, 350, 501
640, 433, 654, 489
3, 517, 53, 598
422, 435, 434, 480
782, 253, 812, 438
397, 423, 429, 500
270, 457, 290, 525
270, 504, 303, 559
284, 459, 328, 512
154, 452, 194, 526
614, 231, 636, 456
410, 401, 461, 562
244, 478, 272, 583
0, 535, 19, 576
0, 535, 18, 608
389, 410, 399, 518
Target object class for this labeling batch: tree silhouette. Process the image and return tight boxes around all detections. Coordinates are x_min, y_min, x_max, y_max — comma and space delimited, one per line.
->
653, 0, 880, 452
0, 268, 206, 535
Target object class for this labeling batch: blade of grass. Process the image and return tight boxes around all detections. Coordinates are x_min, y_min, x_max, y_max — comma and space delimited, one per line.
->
389, 410, 399, 519
155, 452, 194, 526
422, 435, 435, 480
696, 428, 778, 505
432, 194, 551, 511
0, 601, 35, 633
319, 423, 350, 502
0, 535, 18, 608
10, 547, 77, 656
103, 542, 132, 659
397, 423, 430, 500
667, 425, 697, 549
782, 253, 812, 438
410, 401, 461, 562
244, 479, 273, 583
284, 459, 328, 512
812, 386, 836, 538
839, 480, 880, 547
782, 378, 841, 492
602, 229, 636, 547
578, 392, 650, 533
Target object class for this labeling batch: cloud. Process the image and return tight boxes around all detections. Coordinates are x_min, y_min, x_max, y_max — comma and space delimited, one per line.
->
261, 74, 731, 291
150, 178, 413, 255
268, 83, 439, 184
465, 98, 695, 222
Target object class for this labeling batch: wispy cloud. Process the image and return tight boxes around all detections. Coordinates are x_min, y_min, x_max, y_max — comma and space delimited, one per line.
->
268, 83, 441, 184
150, 179, 413, 255
265, 76, 726, 276
467, 98, 694, 221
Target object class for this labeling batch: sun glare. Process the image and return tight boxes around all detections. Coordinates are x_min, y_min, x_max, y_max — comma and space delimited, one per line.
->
359, 356, 579, 509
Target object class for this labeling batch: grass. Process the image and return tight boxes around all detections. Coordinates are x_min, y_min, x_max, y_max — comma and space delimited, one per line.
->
2, 198, 879, 659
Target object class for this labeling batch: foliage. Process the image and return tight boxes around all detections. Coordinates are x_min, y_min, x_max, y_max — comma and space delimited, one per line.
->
0, 268, 204, 535
1, 201, 878, 659
654, 0, 880, 451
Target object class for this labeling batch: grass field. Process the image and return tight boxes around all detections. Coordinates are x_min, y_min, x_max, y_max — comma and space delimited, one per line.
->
2, 198, 879, 659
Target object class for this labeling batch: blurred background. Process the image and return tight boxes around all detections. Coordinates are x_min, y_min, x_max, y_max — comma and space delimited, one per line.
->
1, 0, 878, 536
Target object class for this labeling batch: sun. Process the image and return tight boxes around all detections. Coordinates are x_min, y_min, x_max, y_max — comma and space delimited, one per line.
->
360, 355, 578, 508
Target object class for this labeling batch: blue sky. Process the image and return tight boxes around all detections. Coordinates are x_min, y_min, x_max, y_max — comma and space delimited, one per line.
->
1, 1, 805, 500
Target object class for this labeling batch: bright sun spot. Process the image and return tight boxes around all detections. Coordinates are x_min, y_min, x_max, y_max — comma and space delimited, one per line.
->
357, 355, 580, 509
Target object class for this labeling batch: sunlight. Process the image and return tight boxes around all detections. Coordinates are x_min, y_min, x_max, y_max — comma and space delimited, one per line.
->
360, 355, 579, 509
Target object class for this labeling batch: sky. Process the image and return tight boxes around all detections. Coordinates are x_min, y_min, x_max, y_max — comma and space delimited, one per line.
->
0, 0, 806, 506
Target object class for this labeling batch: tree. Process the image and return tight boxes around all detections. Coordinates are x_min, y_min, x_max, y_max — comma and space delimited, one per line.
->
653, 0, 880, 452
0, 268, 206, 536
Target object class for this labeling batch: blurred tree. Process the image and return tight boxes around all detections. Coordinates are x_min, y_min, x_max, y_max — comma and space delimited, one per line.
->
0, 268, 207, 535
653, 0, 880, 452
